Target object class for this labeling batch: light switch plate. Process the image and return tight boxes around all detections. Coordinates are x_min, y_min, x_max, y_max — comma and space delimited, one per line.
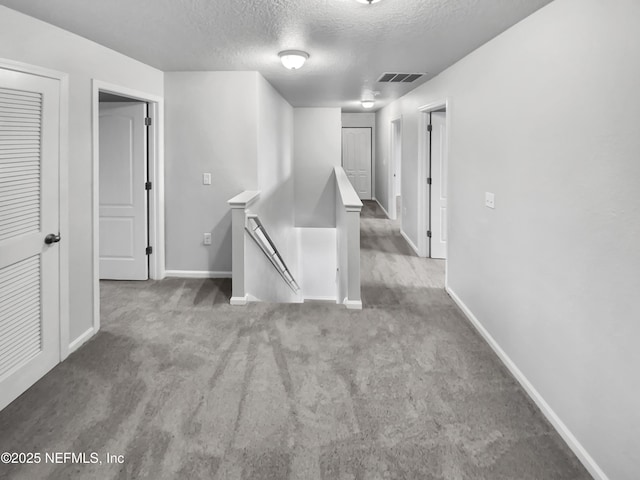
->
203, 173, 211, 185
485, 192, 495, 209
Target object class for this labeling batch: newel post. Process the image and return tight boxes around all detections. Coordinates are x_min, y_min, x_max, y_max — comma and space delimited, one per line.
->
344, 202, 363, 309
334, 167, 363, 310
227, 190, 260, 306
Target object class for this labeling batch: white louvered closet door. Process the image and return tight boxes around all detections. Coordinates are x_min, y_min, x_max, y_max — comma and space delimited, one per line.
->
0, 68, 60, 412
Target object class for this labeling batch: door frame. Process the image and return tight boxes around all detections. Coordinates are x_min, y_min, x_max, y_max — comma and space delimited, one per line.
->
389, 116, 402, 221
341, 126, 373, 200
91, 80, 165, 334
98, 101, 149, 281
0, 58, 70, 360
418, 99, 451, 264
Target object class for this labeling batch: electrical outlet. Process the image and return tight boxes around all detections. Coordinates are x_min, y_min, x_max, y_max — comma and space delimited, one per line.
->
485, 192, 495, 209
203, 233, 212, 245
203, 173, 211, 185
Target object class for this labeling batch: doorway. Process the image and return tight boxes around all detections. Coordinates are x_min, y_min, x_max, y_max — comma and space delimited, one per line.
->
98, 95, 149, 280
419, 102, 449, 260
390, 117, 402, 221
91, 80, 164, 333
341, 127, 372, 200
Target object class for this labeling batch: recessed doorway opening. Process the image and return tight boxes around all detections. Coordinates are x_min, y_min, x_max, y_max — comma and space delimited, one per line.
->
98, 94, 149, 280
419, 101, 449, 263
91, 81, 164, 334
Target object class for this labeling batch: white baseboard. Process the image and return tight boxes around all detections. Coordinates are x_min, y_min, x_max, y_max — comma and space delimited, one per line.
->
400, 229, 420, 256
445, 285, 609, 480
374, 198, 392, 219
344, 299, 363, 310
164, 270, 231, 279
304, 295, 337, 302
240, 294, 303, 304
230, 295, 248, 306
68, 327, 96, 355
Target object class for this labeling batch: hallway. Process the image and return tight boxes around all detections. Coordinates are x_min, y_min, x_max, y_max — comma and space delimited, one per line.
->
360, 200, 446, 305
0, 204, 589, 479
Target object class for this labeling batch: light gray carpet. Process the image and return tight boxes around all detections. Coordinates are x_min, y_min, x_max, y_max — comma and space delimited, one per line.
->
0, 201, 591, 479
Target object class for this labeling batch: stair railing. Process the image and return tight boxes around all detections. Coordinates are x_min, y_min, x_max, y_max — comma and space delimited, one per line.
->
245, 214, 300, 293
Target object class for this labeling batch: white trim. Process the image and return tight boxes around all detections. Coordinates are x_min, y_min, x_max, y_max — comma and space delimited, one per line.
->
165, 270, 232, 279
67, 327, 95, 356
374, 197, 392, 219
344, 299, 363, 310
93, 81, 163, 104
58, 75, 70, 360
417, 99, 451, 259
230, 295, 248, 306
389, 115, 402, 221
91, 80, 165, 342
446, 285, 609, 480
91, 85, 100, 337
0, 59, 71, 361
0, 58, 67, 80
335, 167, 363, 211
147, 100, 165, 281
400, 229, 420, 256
303, 296, 338, 302
228, 190, 261, 208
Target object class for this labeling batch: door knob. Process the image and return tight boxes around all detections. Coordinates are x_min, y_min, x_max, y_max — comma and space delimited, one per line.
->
44, 233, 61, 244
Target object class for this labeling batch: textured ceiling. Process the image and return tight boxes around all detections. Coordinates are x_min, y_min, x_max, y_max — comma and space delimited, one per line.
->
0, 0, 554, 111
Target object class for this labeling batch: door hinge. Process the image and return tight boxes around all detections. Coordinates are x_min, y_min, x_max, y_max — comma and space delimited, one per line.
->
144, 117, 152, 126
145, 181, 152, 190
427, 177, 432, 185
427, 230, 432, 238
146, 246, 153, 255
427, 124, 433, 132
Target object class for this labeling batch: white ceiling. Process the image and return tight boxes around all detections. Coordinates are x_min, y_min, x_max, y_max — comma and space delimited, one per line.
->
0, 0, 554, 111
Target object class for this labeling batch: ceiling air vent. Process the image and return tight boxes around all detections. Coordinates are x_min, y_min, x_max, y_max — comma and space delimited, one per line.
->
377, 72, 424, 83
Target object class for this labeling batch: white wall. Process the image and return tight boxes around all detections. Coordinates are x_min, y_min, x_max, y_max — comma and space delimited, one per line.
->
294, 108, 342, 227
0, 6, 163, 344
341, 112, 375, 129
165, 72, 301, 301
164, 72, 260, 274
376, 0, 640, 478
297, 228, 337, 301
246, 75, 299, 302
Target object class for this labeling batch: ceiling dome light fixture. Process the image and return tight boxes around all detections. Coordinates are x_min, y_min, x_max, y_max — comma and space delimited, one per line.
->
279, 50, 309, 70
361, 89, 377, 109
356, 0, 382, 4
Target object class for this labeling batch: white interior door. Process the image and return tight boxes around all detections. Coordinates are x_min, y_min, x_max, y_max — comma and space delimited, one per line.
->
342, 127, 372, 200
430, 112, 447, 259
99, 102, 147, 280
0, 68, 61, 411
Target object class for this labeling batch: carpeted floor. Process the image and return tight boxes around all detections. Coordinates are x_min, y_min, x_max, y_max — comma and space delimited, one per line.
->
0, 200, 591, 479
